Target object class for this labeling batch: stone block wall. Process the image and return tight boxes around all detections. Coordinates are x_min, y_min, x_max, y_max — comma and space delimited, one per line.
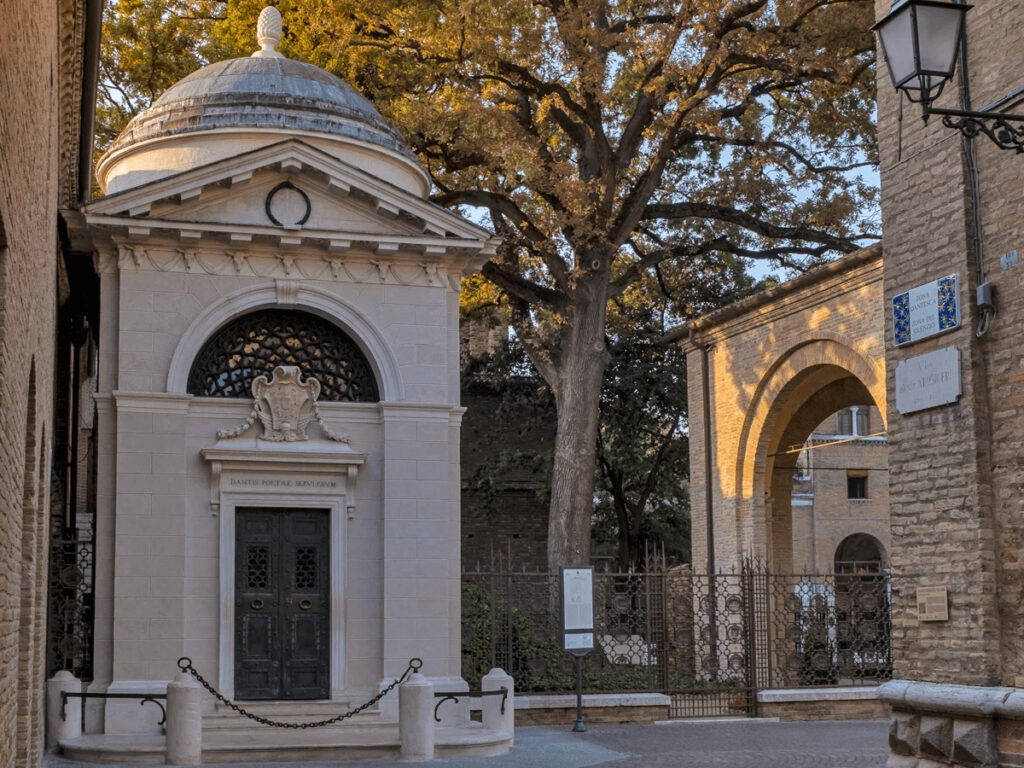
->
0, 3, 61, 768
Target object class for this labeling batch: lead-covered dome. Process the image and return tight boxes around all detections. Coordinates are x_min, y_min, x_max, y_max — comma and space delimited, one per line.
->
97, 7, 428, 196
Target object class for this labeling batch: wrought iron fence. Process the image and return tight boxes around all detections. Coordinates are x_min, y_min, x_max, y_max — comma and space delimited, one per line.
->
47, 531, 96, 680
462, 561, 891, 718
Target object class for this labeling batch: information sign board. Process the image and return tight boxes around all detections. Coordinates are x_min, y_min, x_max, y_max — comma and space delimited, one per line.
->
561, 567, 594, 654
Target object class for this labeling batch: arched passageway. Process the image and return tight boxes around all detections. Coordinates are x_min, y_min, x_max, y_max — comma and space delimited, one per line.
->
674, 246, 888, 573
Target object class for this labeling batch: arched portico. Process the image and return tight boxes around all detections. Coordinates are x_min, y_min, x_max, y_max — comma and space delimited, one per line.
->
674, 246, 888, 573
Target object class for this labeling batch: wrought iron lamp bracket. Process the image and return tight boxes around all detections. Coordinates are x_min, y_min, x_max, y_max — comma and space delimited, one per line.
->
928, 106, 1024, 153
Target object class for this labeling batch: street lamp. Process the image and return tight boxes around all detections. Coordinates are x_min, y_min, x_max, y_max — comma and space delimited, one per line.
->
873, 0, 1024, 152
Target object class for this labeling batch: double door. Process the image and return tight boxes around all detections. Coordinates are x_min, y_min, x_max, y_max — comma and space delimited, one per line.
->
235, 507, 330, 700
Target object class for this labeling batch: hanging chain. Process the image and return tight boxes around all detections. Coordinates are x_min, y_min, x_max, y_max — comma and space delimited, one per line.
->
175, 656, 422, 729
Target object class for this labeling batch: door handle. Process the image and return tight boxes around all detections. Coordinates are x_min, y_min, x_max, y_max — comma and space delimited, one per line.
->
250, 598, 265, 610
299, 599, 313, 611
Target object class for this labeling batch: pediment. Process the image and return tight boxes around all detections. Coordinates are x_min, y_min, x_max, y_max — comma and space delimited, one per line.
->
146, 170, 429, 237
85, 139, 499, 261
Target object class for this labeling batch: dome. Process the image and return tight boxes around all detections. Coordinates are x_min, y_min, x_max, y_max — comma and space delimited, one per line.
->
107, 57, 412, 160
97, 7, 428, 196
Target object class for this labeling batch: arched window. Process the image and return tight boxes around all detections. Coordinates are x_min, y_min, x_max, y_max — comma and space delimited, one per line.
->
834, 533, 886, 574
187, 309, 379, 402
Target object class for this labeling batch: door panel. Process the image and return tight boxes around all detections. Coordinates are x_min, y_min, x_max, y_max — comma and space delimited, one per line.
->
235, 507, 329, 700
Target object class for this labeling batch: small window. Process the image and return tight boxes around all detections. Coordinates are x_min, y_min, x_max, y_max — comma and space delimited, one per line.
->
836, 408, 853, 435
847, 471, 868, 500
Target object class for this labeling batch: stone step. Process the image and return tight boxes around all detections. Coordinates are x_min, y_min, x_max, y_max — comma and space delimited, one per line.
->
59, 723, 511, 764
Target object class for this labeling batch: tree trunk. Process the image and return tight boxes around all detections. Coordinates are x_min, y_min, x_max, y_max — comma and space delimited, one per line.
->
546, 271, 611, 570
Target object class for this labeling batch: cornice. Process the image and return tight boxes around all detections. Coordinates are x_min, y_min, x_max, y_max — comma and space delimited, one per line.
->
97, 244, 467, 290
671, 246, 883, 349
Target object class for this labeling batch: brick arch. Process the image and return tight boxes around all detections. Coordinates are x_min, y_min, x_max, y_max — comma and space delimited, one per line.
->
735, 338, 885, 569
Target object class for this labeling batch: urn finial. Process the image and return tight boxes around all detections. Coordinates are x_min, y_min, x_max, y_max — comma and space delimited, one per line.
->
253, 6, 284, 58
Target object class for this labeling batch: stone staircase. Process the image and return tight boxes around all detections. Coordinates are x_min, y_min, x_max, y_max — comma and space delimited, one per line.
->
59, 699, 512, 764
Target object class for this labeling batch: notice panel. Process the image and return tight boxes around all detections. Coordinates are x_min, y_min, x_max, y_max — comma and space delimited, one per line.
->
561, 567, 594, 653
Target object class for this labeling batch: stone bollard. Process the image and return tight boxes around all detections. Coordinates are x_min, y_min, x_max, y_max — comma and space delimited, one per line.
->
399, 672, 435, 761
47, 671, 82, 750
166, 673, 202, 765
482, 668, 515, 743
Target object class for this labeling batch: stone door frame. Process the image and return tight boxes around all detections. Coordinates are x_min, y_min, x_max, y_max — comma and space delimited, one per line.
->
217, 486, 348, 700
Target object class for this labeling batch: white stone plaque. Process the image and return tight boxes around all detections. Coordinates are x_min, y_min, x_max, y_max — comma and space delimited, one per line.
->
895, 346, 961, 414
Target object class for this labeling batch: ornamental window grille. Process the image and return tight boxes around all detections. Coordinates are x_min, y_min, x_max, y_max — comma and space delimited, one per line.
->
187, 309, 379, 401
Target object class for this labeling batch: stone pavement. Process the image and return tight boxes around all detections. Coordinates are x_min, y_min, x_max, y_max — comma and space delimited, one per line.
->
46, 719, 889, 768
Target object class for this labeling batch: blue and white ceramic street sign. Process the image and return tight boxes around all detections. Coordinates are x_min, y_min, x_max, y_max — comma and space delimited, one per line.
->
892, 274, 960, 346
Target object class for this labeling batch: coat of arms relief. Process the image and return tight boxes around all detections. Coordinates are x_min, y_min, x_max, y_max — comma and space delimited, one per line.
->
217, 365, 350, 443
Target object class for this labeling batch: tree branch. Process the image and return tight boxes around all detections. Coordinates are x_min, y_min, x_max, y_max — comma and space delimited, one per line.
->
481, 261, 567, 312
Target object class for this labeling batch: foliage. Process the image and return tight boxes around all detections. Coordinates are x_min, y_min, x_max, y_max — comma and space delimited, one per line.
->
594, 309, 691, 569
462, 581, 665, 693
797, 614, 838, 685
96, 0, 226, 154
96, 0, 880, 568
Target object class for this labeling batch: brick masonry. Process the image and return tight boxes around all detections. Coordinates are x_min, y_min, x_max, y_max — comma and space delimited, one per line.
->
791, 407, 890, 574
1, 1, 90, 766
869, 0, 1024, 763
680, 248, 886, 573
758, 699, 889, 722
874, 0, 1024, 687
0, 3, 61, 768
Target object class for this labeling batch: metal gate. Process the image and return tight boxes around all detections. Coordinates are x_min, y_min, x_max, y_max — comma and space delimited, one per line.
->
462, 559, 891, 719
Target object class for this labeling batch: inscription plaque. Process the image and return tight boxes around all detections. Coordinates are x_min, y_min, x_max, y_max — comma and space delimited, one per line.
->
895, 346, 961, 414
561, 567, 595, 653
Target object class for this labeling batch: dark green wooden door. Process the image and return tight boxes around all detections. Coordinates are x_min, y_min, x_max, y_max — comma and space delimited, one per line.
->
235, 507, 330, 700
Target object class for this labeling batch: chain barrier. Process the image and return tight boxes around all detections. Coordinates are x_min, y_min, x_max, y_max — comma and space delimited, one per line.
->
175, 656, 422, 729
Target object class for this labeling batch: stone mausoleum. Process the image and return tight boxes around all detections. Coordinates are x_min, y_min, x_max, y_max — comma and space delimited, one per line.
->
62, 8, 501, 758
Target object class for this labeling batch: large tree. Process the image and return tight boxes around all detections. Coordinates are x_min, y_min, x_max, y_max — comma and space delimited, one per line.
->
100, 0, 879, 569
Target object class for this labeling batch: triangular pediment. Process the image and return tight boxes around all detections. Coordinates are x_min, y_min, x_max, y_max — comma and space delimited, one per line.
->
85, 139, 499, 260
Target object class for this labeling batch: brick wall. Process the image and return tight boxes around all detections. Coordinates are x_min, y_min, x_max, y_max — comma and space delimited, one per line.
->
0, 3, 63, 768
791, 406, 890, 575
873, 0, 1013, 688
